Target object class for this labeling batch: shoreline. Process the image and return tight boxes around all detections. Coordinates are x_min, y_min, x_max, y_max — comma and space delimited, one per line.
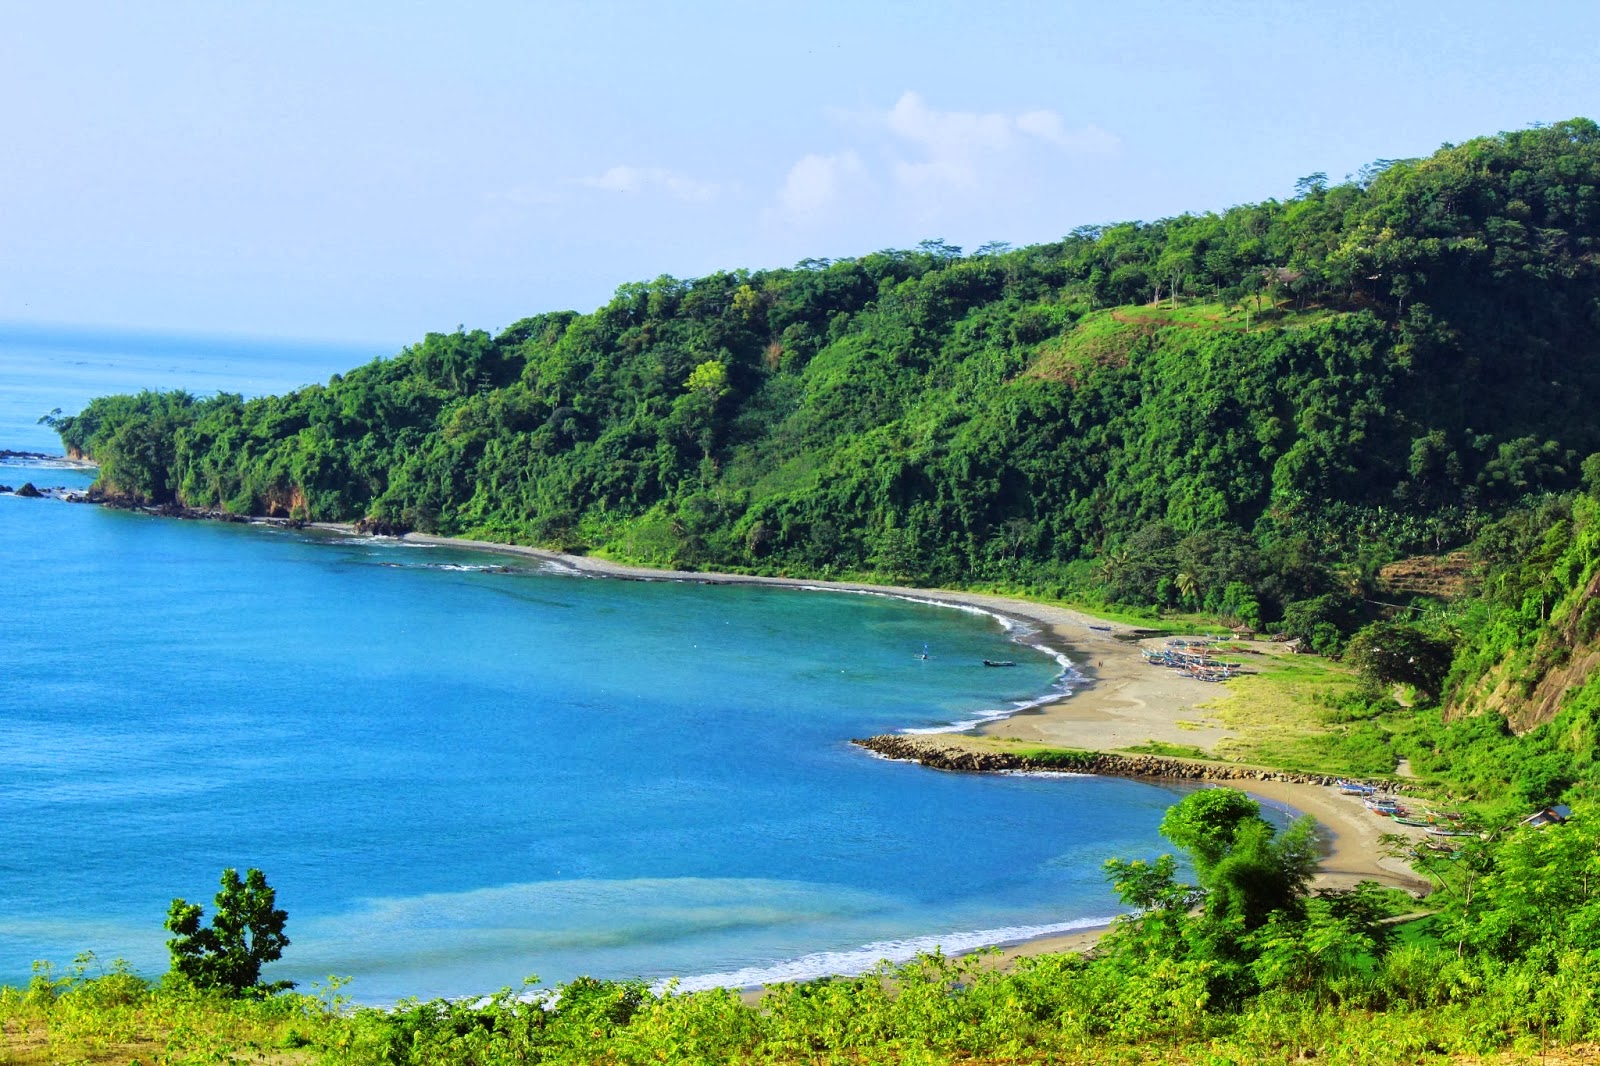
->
377, 529, 1435, 954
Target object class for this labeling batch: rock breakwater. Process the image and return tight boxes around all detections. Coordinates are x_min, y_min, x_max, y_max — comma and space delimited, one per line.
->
852, 734, 1360, 788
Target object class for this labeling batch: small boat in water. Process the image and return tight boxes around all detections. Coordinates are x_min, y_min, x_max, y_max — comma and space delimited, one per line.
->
982, 659, 1017, 667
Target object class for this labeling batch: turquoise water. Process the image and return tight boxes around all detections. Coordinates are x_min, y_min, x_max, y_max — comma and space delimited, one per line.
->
0, 328, 1192, 1003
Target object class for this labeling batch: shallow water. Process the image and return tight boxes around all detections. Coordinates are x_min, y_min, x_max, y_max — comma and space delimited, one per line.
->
0, 328, 1191, 1003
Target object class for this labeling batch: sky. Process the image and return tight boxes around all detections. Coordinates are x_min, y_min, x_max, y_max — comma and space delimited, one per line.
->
3, 0, 1598, 351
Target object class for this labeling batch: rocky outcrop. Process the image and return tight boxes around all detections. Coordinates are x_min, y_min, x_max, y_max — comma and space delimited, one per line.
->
81, 490, 300, 527
853, 734, 1376, 788
354, 516, 411, 536
260, 485, 309, 519
1450, 565, 1600, 735
14, 482, 42, 498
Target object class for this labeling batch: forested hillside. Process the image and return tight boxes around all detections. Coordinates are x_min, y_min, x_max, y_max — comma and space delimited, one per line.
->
56, 119, 1600, 644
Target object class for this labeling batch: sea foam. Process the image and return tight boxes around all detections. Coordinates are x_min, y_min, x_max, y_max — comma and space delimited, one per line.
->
661, 915, 1116, 993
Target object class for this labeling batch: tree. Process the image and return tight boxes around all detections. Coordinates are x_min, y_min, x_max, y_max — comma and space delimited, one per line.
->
1294, 172, 1329, 197
1104, 788, 1319, 1006
165, 867, 291, 994
1158, 788, 1267, 872
1343, 621, 1455, 700
1156, 788, 1316, 936
1108, 789, 1317, 940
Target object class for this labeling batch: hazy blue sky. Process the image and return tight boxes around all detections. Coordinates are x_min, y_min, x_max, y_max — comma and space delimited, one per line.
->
4, 1, 1597, 348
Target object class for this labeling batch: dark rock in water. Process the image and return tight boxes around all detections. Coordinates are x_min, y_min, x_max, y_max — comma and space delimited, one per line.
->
0, 485, 11, 494
14, 482, 43, 498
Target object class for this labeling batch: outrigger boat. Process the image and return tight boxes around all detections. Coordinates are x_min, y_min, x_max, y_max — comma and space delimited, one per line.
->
1141, 646, 1242, 680
1425, 825, 1478, 838
982, 659, 1016, 667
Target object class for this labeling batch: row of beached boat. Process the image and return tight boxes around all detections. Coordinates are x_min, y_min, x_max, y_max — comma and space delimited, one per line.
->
1338, 780, 1478, 839
1142, 642, 1242, 682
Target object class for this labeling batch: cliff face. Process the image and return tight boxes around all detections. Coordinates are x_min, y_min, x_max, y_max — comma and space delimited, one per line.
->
1446, 503, 1600, 736
258, 485, 309, 519
1450, 572, 1600, 735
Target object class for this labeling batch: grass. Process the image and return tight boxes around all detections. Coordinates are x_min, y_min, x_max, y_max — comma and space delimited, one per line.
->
953, 638, 1415, 779
1029, 299, 1342, 383
1122, 741, 1212, 759
1201, 653, 1393, 773
0, 963, 341, 1066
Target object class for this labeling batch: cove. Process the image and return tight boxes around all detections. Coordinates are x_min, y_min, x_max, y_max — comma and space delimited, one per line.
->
1, 466, 1188, 1003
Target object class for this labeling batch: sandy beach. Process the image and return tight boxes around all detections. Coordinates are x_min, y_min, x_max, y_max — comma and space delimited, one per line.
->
349, 529, 1433, 969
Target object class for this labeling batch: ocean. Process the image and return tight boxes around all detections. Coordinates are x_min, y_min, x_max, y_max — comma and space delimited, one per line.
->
0, 325, 1192, 1003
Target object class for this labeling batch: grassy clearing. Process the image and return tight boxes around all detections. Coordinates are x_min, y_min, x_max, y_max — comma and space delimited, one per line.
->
1031, 300, 1344, 382
1121, 740, 1213, 759
1202, 652, 1411, 776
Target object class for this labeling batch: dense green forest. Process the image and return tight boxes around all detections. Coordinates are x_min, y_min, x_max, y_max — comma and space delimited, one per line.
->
55, 119, 1600, 646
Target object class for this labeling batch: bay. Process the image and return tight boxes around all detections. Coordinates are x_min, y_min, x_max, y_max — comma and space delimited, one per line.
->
0, 327, 1189, 1003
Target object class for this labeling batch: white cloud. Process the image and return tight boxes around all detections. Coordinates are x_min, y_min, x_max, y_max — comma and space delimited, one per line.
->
773, 93, 1120, 226
1015, 109, 1121, 155
776, 151, 864, 217
580, 165, 720, 203
876, 92, 1119, 193
887, 92, 1014, 156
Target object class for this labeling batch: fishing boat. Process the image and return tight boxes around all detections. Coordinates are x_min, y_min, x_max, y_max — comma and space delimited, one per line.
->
1425, 826, 1478, 838
1336, 779, 1376, 795
982, 659, 1016, 667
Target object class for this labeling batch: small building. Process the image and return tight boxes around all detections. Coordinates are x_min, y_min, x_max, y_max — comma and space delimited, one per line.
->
1521, 805, 1572, 829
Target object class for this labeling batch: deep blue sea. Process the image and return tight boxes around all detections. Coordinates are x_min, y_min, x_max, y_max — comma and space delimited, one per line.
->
0, 325, 1193, 1003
